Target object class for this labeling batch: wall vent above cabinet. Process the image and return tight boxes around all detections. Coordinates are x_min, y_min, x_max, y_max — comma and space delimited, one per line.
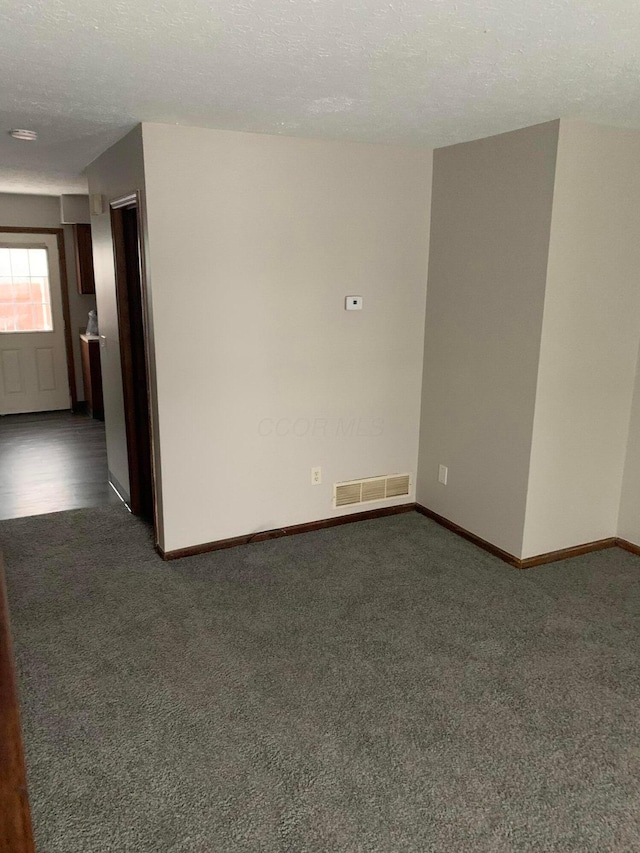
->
333, 473, 411, 508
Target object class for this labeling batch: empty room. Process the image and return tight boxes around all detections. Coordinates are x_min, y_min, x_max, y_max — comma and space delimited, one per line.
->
1, 1, 640, 851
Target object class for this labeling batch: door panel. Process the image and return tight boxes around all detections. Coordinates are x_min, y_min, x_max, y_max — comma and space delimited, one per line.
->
0, 233, 70, 414
1, 349, 23, 395
35, 347, 56, 391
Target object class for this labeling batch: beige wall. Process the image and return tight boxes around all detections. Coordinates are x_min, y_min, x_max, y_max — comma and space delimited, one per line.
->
140, 124, 432, 552
416, 122, 559, 557
0, 193, 96, 402
522, 121, 640, 557
60, 194, 90, 224
84, 117, 640, 558
0, 193, 60, 229
619, 342, 640, 545
86, 127, 148, 503
417, 119, 640, 560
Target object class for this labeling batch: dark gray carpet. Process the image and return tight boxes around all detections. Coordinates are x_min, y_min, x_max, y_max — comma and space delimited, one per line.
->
1, 506, 640, 852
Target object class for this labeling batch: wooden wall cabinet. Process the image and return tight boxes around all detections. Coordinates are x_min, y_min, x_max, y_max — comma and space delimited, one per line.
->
73, 223, 96, 294
80, 334, 104, 419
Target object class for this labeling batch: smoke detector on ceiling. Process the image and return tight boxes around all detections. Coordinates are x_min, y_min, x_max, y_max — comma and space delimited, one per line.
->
9, 129, 38, 141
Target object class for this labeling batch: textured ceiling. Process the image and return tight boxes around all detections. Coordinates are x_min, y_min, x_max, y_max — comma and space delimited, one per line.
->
1, 0, 639, 194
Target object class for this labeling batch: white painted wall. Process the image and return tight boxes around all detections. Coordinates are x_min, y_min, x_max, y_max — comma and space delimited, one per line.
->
522, 122, 640, 558
0, 192, 96, 402
140, 124, 432, 552
416, 122, 559, 557
85, 127, 148, 502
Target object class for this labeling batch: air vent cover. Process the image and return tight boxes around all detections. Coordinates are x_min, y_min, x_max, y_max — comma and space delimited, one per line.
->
335, 482, 362, 507
362, 478, 386, 502
386, 475, 411, 497
334, 473, 411, 508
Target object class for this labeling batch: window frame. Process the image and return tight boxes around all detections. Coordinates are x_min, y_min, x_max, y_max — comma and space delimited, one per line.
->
0, 242, 55, 335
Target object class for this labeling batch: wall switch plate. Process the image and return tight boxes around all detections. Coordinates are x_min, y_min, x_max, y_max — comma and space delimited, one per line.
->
345, 296, 363, 310
438, 464, 448, 485
311, 466, 322, 485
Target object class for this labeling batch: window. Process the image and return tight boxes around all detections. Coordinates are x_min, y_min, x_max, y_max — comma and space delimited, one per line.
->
0, 247, 52, 333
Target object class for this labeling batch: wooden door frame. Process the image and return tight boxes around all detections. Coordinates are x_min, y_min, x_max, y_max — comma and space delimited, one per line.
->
109, 192, 158, 540
0, 226, 77, 411
0, 556, 36, 853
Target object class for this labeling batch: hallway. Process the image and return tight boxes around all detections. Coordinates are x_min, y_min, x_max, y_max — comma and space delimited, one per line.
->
0, 411, 120, 520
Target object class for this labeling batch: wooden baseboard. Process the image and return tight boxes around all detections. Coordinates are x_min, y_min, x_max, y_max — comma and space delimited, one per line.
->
0, 557, 36, 853
159, 501, 640, 567
158, 503, 415, 560
616, 538, 640, 557
416, 504, 630, 569
414, 504, 522, 567
518, 538, 618, 568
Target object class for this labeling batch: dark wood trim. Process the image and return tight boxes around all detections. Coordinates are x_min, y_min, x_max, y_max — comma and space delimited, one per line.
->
79, 336, 104, 420
110, 203, 139, 511
616, 538, 640, 557
0, 227, 62, 235
109, 192, 158, 538
158, 503, 415, 560
0, 226, 77, 410
414, 504, 522, 566
56, 229, 78, 410
519, 538, 617, 568
416, 504, 622, 569
73, 224, 96, 295
159, 503, 640, 565
127, 195, 158, 537
0, 556, 36, 853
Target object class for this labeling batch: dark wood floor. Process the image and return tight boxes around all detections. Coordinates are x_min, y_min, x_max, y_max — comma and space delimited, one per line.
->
0, 411, 120, 521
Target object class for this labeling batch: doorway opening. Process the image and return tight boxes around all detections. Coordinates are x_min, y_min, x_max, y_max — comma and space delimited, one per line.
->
0, 228, 76, 414
110, 193, 156, 529
0, 227, 119, 521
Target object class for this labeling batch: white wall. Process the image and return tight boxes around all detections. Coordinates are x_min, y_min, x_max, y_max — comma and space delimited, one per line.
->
522, 121, 640, 557
86, 127, 148, 502
416, 122, 559, 557
140, 124, 432, 552
0, 193, 96, 402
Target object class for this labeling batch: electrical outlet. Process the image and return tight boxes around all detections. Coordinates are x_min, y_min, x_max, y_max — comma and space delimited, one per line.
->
438, 464, 448, 485
311, 466, 322, 485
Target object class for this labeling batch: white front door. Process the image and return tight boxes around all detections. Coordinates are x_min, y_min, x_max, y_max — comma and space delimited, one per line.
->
0, 233, 70, 414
